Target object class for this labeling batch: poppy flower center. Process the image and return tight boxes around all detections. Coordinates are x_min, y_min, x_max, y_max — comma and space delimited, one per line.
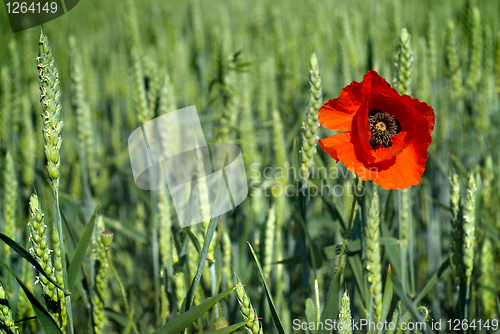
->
368, 109, 401, 149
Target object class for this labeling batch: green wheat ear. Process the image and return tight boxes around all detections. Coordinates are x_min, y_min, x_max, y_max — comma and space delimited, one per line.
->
69, 35, 96, 188
462, 172, 476, 288
496, 31, 500, 94
8, 39, 22, 135
92, 216, 109, 334
449, 168, 463, 286
27, 192, 65, 328
395, 27, 413, 95
300, 52, 323, 180
263, 204, 276, 282
19, 96, 36, 194
38, 28, 64, 192
445, 22, 463, 100
0, 66, 11, 145
126, 0, 152, 125
0, 281, 16, 334
2, 150, 17, 259
339, 291, 352, 334
365, 188, 382, 322
466, 6, 482, 91
235, 275, 263, 334
222, 228, 233, 290
480, 238, 496, 319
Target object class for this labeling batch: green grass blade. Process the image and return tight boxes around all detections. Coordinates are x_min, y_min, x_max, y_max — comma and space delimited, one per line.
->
181, 216, 220, 314
380, 265, 393, 323
414, 258, 450, 304
318, 270, 340, 334
0, 258, 63, 334
152, 286, 238, 334
67, 202, 100, 291
205, 320, 255, 334
0, 232, 70, 295
248, 242, 286, 334
348, 253, 368, 306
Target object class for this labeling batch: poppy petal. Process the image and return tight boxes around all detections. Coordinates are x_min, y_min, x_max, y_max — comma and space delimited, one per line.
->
399, 94, 435, 132
371, 142, 428, 189
318, 96, 361, 131
318, 70, 393, 131
318, 131, 380, 179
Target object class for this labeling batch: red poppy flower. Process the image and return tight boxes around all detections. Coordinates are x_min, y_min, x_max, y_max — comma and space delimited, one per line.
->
318, 70, 435, 190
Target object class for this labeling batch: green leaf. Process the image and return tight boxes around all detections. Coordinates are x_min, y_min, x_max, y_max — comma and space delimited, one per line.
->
380, 265, 393, 323
0, 258, 63, 334
274, 255, 301, 265
305, 298, 315, 334
183, 226, 201, 255
318, 270, 341, 334
0, 232, 70, 296
205, 320, 255, 334
152, 286, 238, 334
67, 202, 100, 291
248, 242, 286, 334
391, 270, 432, 334
414, 258, 450, 304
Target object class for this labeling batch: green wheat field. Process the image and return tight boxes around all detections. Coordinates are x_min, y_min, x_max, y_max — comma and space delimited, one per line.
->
0, 0, 499, 333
